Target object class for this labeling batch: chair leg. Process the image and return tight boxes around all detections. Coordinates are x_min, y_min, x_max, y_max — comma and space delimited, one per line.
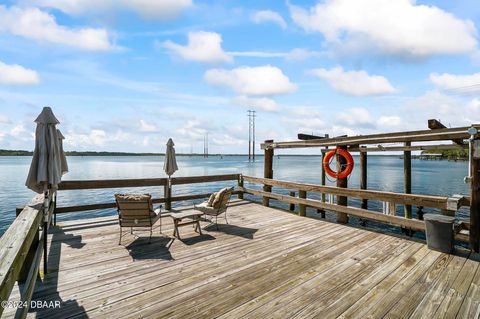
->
130, 227, 133, 234
197, 217, 203, 235
149, 228, 152, 244
224, 212, 228, 224
119, 227, 122, 245
216, 215, 219, 230
160, 216, 162, 234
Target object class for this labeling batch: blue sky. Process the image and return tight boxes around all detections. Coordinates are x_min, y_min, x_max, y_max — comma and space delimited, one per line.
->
0, 0, 480, 154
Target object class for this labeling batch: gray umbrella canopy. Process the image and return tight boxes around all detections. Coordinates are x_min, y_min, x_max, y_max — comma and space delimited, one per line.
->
57, 129, 69, 176
163, 138, 178, 177
25, 107, 67, 194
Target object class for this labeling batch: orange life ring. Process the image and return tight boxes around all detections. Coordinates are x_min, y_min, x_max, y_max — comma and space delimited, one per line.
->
323, 147, 354, 179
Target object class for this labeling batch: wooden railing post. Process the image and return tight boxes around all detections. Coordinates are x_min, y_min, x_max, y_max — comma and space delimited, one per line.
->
299, 190, 307, 216
289, 192, 296, 211
404, 141, 412, 218
470, 138, 480, 252
164, 182, 172, 211
336, 145, 349, 223
319, 150, 326, 218
360, 150, 368, 209
263, 140, 274, 207
238, 175, 244, 199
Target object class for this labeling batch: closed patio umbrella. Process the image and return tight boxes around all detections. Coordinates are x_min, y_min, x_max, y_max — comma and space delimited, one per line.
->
163, 138, 178, 210
25, 106, 67, 274
25, 107, 66, 194
57, 129, 69, 176
163, 138, 178, 178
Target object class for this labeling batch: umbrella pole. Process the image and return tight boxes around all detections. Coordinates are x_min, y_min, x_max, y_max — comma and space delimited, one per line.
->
43, 190, 49, 274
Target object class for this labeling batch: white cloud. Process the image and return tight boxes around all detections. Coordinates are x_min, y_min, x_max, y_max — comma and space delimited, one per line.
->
10, 124, 28, 137
0, 5, 115, 51
204, 65, 297, 96
251, 10, 287, 29
23, 0, 193, 20
430, 72, 480, 92
377, 115, 401, 127
139, 119, 158, 132
0, 60, 39, 85
309, 66, 396, 96
163, 31, 233, 64
0, 115, 10, 124
285, 48, 323, 61
289, 0, 478, 59
64, 129, 131, 148
232, 95, 279, 112
337, 107, 374, 127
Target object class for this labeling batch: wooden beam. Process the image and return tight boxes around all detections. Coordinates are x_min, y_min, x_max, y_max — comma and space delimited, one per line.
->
261, 125, 477, 149
350, 143, 467, 153
242, 175, 464, 211
336, 146, 349, 223
428, 119, 465, 145
240, 187, 425, 231
470, 139, 480, 252
297, 133, 327, 140
263, 140, 274, 207
404, 142, 412, 219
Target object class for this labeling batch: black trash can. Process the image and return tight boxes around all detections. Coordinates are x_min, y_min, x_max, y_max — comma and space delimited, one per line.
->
424, 214, 455, 253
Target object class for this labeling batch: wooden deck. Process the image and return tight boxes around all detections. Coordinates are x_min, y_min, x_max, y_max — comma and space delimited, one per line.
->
5, 199, 480, 318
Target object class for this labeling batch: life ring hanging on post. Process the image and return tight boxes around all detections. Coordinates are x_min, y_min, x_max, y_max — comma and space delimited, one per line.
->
323, 147, 354, 179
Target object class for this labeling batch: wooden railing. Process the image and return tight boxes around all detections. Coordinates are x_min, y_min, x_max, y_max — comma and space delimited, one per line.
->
0, 194, 54, 319
1, 172, 471, 318
240, 175, 469, 238
55, 173, 241, 215
0, 173, 241, 318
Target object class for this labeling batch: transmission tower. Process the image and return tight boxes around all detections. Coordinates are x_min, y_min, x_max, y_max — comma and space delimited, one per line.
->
247, 110, 256, 161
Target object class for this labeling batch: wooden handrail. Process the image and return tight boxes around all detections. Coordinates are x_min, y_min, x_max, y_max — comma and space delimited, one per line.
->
58, 174, 241, 190
242, 175, 466, 211
55, 191, 241, 214
0, 195, 43, 317
240, 187, 425, 230
58, 178, 168, 190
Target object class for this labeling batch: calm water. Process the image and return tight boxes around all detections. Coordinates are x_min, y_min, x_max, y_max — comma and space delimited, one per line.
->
0, 155, 470, 237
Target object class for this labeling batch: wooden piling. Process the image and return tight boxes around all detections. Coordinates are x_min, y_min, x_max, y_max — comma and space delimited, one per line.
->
336, 146, 349, 223
299, 190, 306, 216
360, 151, 368, 209
470, 138, 480, 252
404, 141, 412, 218
263, 140, 274, 207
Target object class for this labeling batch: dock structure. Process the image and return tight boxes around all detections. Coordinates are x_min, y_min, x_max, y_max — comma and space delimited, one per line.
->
2, 200, 480, 319
1, 121, 480, 318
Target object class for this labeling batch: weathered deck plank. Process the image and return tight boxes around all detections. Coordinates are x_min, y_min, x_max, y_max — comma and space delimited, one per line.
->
3, 199, 479, 319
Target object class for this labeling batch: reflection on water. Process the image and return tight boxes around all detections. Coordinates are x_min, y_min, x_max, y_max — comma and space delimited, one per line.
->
0, 155, 470, 236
